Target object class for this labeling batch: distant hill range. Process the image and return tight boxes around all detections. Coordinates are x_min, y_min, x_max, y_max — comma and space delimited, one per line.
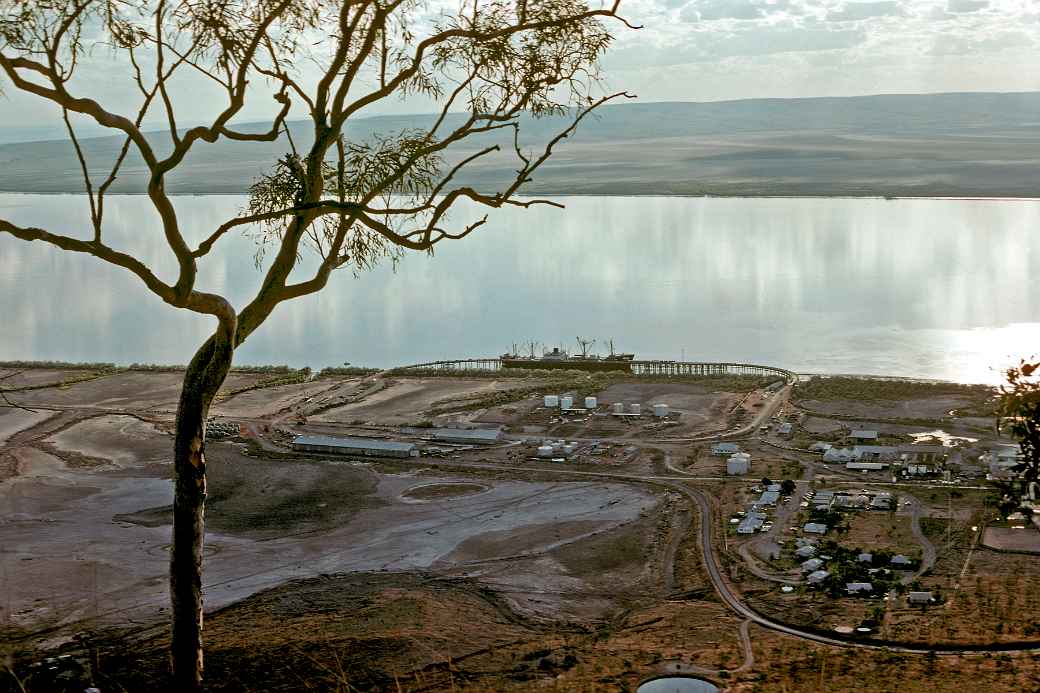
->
1, 91, 1039, 197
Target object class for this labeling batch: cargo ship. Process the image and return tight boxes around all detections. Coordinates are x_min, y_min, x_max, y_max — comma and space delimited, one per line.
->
501, 338, 635, 372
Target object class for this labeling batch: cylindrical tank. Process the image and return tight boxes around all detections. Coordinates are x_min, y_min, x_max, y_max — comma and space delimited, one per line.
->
537, 445, 554, 458
544, 395, 559, 408
630, 403, 641, 415
612, 402, 624, 414
653, 403, 669, 417
560, 395, 573, 410
585, 396, 597, 409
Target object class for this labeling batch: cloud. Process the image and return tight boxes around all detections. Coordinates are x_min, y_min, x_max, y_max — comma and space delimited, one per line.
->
946, 0, 988, 13
679, 0, 792, 22
826, 1, 904, 22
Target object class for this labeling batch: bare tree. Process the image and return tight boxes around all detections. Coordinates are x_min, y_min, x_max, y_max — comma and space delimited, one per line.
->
0, 0, 634, 687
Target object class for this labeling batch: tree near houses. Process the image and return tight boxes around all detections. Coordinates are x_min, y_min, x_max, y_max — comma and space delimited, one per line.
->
995, 360, 1040, 516
0, 0, 633, 687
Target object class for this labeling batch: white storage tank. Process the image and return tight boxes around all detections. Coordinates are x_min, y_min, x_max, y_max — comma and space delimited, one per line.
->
560, 395, 573, 410
612, 402, 625, 414
630, 403, 641, 415
544, 395, 559, 408
537, 445, 554, 458
585, 396, 598, 409
653, 403, 669, 418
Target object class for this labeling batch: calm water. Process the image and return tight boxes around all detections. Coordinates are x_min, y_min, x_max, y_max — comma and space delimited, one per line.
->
1, 194, 1037, 384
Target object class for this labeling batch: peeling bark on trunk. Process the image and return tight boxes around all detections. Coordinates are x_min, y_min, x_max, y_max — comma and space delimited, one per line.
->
170, 329, 234, 691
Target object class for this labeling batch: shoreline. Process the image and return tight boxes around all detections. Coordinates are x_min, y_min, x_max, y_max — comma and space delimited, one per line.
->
0, 359, 1001, 387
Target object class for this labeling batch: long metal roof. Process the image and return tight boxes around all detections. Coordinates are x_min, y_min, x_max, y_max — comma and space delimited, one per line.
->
431, 428, 502, 441
292, 434, 416, 451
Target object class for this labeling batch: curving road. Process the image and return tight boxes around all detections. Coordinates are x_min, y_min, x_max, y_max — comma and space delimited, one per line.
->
378, 454, 1040, 656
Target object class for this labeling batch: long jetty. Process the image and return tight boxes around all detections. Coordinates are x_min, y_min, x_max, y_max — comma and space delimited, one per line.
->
391, 358, 795, 382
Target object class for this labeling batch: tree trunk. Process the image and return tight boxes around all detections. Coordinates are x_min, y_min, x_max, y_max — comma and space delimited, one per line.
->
170, 328, 235, 691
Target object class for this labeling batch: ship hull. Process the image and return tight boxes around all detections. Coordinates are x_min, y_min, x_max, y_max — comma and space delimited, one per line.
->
501, 358, 633, 373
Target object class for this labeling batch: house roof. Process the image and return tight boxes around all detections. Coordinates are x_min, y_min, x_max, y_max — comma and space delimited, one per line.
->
431, 427, 502, 442
846, 582, 874, 592
801, 558, 824, 571
850, 430, 879, 439
908, 591, 934, 602
807, 570, 830, 583
891, 554, 912, 565
803, 522, 828, 534
758, 491, 781, 505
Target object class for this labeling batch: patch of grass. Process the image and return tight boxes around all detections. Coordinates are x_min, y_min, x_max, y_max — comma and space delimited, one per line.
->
795, 376, 994, 403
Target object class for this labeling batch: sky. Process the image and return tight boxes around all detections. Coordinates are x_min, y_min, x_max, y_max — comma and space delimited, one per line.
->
599, 0, 1040, 102
0, 0, 1038, 132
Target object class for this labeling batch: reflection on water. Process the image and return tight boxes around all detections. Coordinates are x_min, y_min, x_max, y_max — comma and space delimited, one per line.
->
0, 194, 1036, 383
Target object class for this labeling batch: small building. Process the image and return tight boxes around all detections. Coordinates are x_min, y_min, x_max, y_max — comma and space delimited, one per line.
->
846, 582, 874, 595
653, 403, 670, 417
852, 445, 899, 461
757, 490, 780, 506
727, 452, 751, 476
908, 591, 935, 605
823, 448, 854, 464
847, 461, 887, 472
833, 494, 870, 509
292, 434, 419, 458
809, 442, 833, 453
890, 554, 912, 568
806, 570, 830, 585
766, 483, 782, 493
898, 444, 949, 463
870, 493, 893, 510
431, 427, 503, 445
712, 442, 740, 456
813, 490, 835, 506
858, 552, 873, 563
850, 430, 879, 441
737, 511, 767, 534
803, 522, 828, 535
776, 422, 793, 436
801, 558, 824, 572
795, 545, 817, 558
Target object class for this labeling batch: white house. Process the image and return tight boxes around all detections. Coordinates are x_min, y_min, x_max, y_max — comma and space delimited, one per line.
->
727, 452, 751, 476
846, 582, 874, 595
712, 442, 740, 456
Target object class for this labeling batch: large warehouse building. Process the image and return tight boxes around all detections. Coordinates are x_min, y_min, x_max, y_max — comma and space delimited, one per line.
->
292, 434, 419, 458
430, 428, 503, 445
